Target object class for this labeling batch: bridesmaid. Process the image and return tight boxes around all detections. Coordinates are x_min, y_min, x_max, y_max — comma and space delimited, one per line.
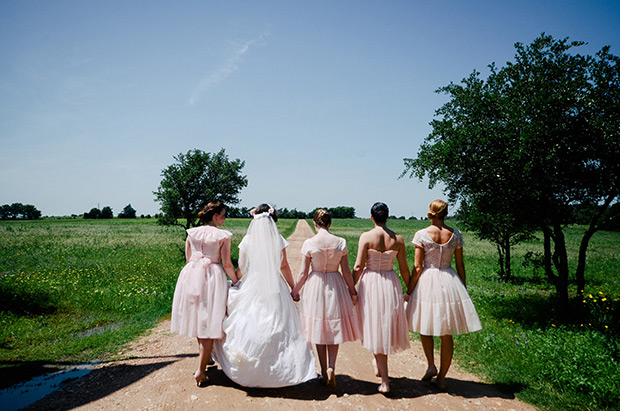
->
170, 202, 238, 387
352, 202, 411, 393
405, 200, 481, 390
292, 209, 360, 389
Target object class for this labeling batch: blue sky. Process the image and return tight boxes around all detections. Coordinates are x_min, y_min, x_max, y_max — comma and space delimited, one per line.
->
1, 1, 619, 218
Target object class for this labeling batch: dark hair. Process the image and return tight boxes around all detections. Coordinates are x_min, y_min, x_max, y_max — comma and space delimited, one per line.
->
313, 209, 331, 228
254, 203, 278, 222
198, 202, 226, 224
370, 202, 389, 223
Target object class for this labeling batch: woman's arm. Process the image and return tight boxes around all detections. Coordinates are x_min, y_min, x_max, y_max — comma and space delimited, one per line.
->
352, 234, 368, 284
340, 254, 358, 305
185, 236, 191, 264
220, 238, 238, 284
406, 246, 425, 294
236, 250, 246, 281
455, 247, 466, 287
396, 238, 411, 287
280, 248, 296, 289
291, 254, 311, 300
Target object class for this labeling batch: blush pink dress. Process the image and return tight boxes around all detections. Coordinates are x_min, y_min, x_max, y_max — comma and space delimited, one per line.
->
170, 226, 231, 339
357, 249, 410, 354
406, 229, 481, 336
298, 237, 360, 345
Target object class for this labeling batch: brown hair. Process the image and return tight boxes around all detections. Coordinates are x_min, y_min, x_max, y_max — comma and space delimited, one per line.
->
198, 202, 226, 224
253, 203, 278, 222
313, 209, 332, 228
427, 199, 448, 220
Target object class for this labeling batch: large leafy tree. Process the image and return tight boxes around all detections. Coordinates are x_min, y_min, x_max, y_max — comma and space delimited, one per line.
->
403, 34, 620, 311
154, 148, 248, 230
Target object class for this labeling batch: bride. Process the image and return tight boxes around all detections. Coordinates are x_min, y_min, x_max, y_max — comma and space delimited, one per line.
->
212, 204, 317, 387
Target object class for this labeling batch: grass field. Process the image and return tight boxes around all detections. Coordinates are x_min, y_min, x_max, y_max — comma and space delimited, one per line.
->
1, 217, 619, 410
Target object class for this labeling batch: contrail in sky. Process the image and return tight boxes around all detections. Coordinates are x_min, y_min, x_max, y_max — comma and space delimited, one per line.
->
188, 32, 269, 105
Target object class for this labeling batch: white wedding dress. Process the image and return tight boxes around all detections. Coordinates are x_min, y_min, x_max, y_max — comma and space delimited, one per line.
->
212, 212, 317, 387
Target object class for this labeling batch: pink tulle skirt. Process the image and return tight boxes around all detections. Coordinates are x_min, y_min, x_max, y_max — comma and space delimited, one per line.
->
170, 259, 228, 339
357, 269, 410, 354
406, 267, 482, 336
299, 270, 360, 345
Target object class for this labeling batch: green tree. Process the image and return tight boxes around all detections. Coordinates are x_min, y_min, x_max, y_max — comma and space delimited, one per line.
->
154, 148, 248, 230
83, 207, 101, 219
0, 203, 42, 220
118, 204, 136, 219
403, 34, 620, 311
101, 206, 114, 219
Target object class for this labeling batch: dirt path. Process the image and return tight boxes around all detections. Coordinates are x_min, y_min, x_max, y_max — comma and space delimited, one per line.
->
26, 220, 534, 410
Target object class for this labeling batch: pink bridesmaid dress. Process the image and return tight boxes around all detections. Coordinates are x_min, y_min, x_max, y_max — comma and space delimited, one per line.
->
298, 237, 360, 345
406, 229, 481, 336
357, 249, 410, 354
170, 226, 231, 338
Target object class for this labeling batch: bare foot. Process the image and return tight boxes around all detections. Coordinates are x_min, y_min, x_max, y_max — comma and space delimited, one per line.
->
372, 358, 380, 377
194, 370, 209, 387
421, 365, 437, 381
326, 367, 336, 389
378, 382, 390, 393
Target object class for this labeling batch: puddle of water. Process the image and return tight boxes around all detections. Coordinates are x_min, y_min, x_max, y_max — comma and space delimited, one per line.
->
0, 363, 96, 411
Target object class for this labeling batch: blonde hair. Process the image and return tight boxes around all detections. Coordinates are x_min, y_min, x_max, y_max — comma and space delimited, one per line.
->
313, 209, 332, 228
427, 199, 448, 220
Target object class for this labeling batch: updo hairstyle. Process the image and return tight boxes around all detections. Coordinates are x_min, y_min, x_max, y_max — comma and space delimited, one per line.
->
370, 202, 389, 224
254, 203, 278, 222
313, 209, 332, 228
198, 202, 226, 224
427, 199, 448, 220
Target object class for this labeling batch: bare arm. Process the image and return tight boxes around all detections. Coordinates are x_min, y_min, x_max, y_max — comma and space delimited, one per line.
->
220, 238, 238, 284
280, 248, 296, 289
395, 238, 411, 287
291, 254, 311, 300
340, 253, 358, 305
236, 250, 246, 281
352, 235, 369, 284
455, 247, 466, 287
185, 237, 191, 264
406, 246, 425, 294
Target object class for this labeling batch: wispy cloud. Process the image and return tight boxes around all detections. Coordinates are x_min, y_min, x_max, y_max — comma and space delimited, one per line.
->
188, 32, 269, 105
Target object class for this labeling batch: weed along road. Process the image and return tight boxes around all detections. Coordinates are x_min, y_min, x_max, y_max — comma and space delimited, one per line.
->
24, 220, 534, 410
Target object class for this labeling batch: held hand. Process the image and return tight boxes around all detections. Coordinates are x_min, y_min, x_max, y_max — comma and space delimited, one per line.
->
403, 293, 410, 302
351, 294, 358, 306
291, 292, 300, 302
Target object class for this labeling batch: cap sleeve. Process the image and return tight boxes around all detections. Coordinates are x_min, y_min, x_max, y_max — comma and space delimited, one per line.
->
218, 229, 232, 240
300, 239, 313, 257
413, 230, 425, 247
454, 229, 464, 249
279, 234, 289, 250
339, 238, 348, 255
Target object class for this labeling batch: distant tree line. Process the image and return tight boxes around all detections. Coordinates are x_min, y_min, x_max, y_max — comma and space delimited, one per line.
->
225, 206, 356, 219
83, 204, 138, 219
0, 203, 42, 220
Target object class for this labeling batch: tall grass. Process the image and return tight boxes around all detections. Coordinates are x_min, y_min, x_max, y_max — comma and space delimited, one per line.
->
329, 218, 620, 411
2, 217, 619, 410
0, 217, 252, 387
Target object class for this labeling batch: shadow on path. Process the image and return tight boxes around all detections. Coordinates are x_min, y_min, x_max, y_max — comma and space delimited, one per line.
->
205, 367, 522, 402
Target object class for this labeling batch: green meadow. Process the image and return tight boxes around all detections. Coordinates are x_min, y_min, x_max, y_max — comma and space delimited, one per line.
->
1, 217, 619, 410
